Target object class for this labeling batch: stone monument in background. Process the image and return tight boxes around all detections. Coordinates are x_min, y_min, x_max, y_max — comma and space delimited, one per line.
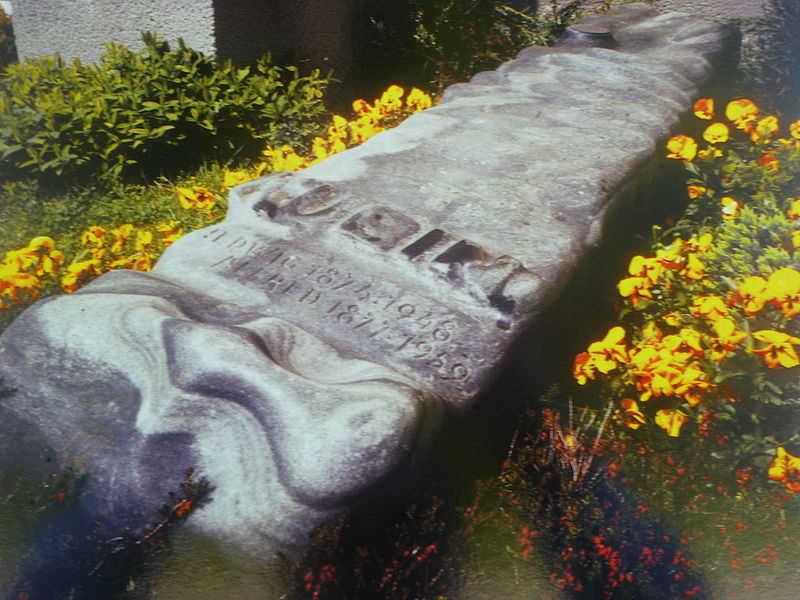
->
0, 4, 737, 556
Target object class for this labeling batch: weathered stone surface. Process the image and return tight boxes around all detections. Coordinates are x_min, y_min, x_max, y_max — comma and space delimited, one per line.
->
0, 4, 738, 553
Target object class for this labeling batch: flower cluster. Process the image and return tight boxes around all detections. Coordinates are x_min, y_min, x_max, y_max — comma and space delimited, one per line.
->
2, 85, 432, 310
0, 236, 63, 307
574, 99, 800, 487
1, 220, 185, 305
221, 85, 433, 185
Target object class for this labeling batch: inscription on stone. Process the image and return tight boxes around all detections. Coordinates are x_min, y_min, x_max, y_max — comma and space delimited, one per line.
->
200, 226, 484, 397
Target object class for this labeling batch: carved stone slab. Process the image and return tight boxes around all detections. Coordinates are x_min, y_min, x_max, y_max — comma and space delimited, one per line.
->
154, 2, 738, 408
0, 3, 738, 555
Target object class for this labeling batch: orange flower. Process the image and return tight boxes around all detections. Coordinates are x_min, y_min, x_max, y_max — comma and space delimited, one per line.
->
757, 152, 778, 171
573, 352, 595, 385
655, 409, 688, 437
693, 98, 714, 120
667, 135, 698, 161
687, 184, 708, 199
703, 122, 729, 144
752, 330, 800, 368
768, 447, 800, 493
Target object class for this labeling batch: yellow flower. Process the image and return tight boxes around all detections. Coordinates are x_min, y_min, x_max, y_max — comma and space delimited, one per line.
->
666, 134, 698, 161
0, 261, 40, 302
687, 184, 708, 199
157, 221, 184, 246
573, 352, 595, 385
663, 313, 681, 327
586, 326, 628, 374
725, 98, 759, 131
768, 447, 800, 493
693, 98, 714, 120
736, 276, 768, 315
352, 98, 372, 115
698, 146, 723, 159
61, 259, 101, 293
628, 255, 663, 284
790, 120, 800, 140
620, 398, 646, 429
751, 115, 779, 142
709, 318, 746, 362
80, 226, 106, 248
175, 186, 217, 212
690, 295, 728, 321
686, 232, 714, 253
223, 169, 253, 189
680, 253, 705, 280
674, 363, 714, 406
618, 276, 652, 306
662, 328, 704, 362
792, 230, 800, 249
720, 196, 740, 219
262, 146, 310, 172
766, 267, 800, 318
405, 87, 433, 112
655, 409, 688, 437
109, 224, 133, 254
135, 230, 153, 253
376, 85, 405, 115
752, 330, 800, 369
703, 122, 729, 144
788, 198, 800, 220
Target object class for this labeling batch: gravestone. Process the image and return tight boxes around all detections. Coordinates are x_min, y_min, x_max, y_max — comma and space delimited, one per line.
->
0, 4, 738, 555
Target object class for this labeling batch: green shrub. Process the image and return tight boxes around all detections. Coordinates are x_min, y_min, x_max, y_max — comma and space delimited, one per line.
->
0, 32, 329, 185
365, 1, 586, 94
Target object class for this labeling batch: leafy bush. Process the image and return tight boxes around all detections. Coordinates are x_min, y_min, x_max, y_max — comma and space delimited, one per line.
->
0, 32, 329, 185
573, 98, 800, 478
365, 1, 586, 94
